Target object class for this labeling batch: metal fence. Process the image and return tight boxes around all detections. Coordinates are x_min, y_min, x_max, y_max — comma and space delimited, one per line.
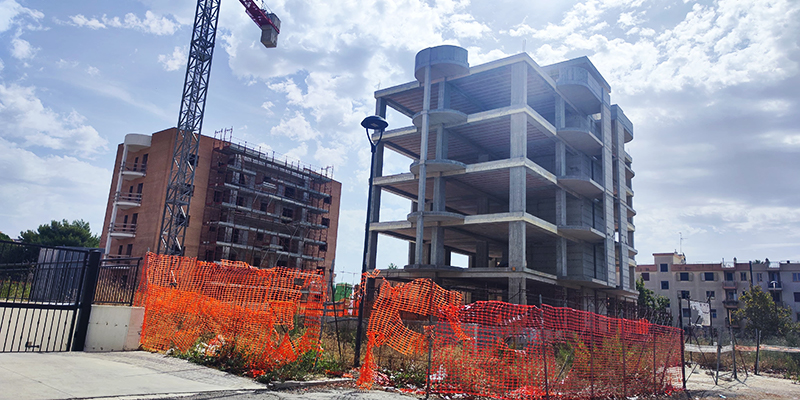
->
0, 241, 100, 352
95, 257, 142, 306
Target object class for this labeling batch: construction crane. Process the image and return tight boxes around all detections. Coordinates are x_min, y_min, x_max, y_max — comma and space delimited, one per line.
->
158, 0, 280, 255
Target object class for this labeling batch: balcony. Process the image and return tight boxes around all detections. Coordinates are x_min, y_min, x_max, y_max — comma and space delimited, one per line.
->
120, 163, 147, 180
114, 192, 142, 210
558, 125, 602, 156
722, 280, 736, 289
555, 66, 606, 114
723, 299, 739, 308
767, 281, 782, 291
108, 223, 136, 238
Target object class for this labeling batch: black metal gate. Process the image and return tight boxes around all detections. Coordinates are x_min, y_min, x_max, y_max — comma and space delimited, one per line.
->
0, 241, 101, 352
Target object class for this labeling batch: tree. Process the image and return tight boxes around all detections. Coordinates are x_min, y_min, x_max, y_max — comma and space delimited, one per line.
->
0, 231, 11, 242
733, 285, 795, 337
636, 277, 672, 324
18, 219, 100, 248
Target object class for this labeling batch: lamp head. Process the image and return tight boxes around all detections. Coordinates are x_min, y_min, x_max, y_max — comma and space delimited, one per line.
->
361, 115, 388, 131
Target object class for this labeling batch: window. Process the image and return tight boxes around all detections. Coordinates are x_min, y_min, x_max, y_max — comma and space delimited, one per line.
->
793, 273, 800, 282
117, 245, 123, 255
682, 308, 691, 318
232, 229, 240, 244
131, 213, 138, 226
282, 208, 294, 219
725, 272, 734, 281
794, 292, 800, 302
141, 154, 148, 170
660, 263, 668, 272
125, 244, 133, 256
260, 201, 268, 212
321, 217, 330, 227
256, 232, 264, 241
704, 272, 715, 281
679, 272, 690, 281
757, 273, 763, 282
769, 271, 780, 282
284, 187, 296, 198
706, 290, 715, 299
641, 272, 650, 281
726, 290, 736, 300
740, 272, 747, 281
661, 281, 669, 290
253, 257, 261, 267
136, 183, 143, 194
133, 156, 139, 171
323, 196, 332, 205
680, 290, 690, 299
213, 191, 222, 203
236, 196, 246, 207
711, 309, 717, 319
319, 244, 328, 252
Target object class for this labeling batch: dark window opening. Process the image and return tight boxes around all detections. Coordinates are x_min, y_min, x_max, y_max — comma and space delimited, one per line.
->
641, 272, 649, 281
137, 183, 143, 194
205, 250, 214, 261
725, 272, 734, 281
117, 245, 123, 255
125, 244, 133, 256
679, 272, 689, 281
239, 174, 246, 185
661, 281, 669, 290
260, 201, 268, 212
321, 218, 330, 227
284, 187, 296, 199
680, 290, 690, 299
256, 232, 264, 241
740, 272, 747, 281
237, 196, 246, 207
133, 156, 139, 171
279, 237, 290, 250
253, 256, 261, 267
282, 208, 294, 219
187, 154, 197, 166
323, 196, 332, 205
141, 154, 148, 171
131, 213, 138, 225
319, 244, 327, 252
277, 260, 287, 267
232, 229, 240, 243
213, 191, 223, 203
704, 272, 714, 281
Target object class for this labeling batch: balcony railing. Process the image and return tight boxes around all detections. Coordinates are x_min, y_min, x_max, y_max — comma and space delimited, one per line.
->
722, 280, 736, 289
109, 223, 137, 235
722, 299, 739, 308
767, 281, 782, 290
114, 192, 142, 206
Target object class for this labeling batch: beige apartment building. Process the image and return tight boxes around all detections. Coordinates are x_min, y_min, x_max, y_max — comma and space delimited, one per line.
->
365, 45, 638, 312
100, 128, 342, 281
637, 252, 800, 327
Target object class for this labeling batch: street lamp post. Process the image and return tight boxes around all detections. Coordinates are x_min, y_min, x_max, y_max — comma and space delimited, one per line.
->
354, 115, 388, 367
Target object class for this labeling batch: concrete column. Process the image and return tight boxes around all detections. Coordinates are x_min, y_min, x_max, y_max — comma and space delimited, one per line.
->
366, 99, 387, 271
601, 103, 616, 286
475, 241, 489, 268
414, 66, 432, 265
554, 96, 565, 129
613, 117, 630, 289
508, 277, 527, 305
431, 124, 447, 266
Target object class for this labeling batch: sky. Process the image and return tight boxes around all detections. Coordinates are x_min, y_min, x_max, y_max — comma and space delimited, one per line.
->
0, 0, 798, 284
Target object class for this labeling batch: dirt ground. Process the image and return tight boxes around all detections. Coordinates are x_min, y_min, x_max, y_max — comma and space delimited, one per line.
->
679, 365, 800, 400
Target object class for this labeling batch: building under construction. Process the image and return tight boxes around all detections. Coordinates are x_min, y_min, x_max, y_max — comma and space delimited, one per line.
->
100, 128, 341, 280
366, 45, 637, 312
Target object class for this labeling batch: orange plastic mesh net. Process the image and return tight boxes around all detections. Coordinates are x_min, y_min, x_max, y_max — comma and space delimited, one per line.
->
137, 252, 325, 370
359, 278, 683, 399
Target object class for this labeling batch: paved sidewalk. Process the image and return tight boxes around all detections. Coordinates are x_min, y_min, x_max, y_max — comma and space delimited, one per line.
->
0, 351, 265, 400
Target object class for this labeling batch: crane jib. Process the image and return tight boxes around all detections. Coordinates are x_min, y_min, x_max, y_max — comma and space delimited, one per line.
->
239, 0, 279, 33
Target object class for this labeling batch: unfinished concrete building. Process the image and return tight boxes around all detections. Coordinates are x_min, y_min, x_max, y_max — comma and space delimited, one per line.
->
100, 128, 341, 280
366, 45, 637, 310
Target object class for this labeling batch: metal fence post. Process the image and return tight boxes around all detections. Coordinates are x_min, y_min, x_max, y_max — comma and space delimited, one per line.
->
680, 329, 686, 390
621, 320, 627, 399
71, 249, 101, 351
754, 329, 761, 375
652, 329, 657, 394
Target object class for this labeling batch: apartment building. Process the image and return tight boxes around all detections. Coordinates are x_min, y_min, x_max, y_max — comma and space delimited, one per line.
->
364, 45, 637, 311
100, 128, 342, 280
637, 252, 800, 327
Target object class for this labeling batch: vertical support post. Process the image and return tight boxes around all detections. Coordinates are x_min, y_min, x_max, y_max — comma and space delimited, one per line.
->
653, 329, 657, 394
754, 329, 761, 375
542, 333, 550, 400
730, 324, 737, 380
680, 329, 687, 390
71, 250, 102, 351
590, 314, 595, 400
621, 320, 627, 399
715, 329, 721, 385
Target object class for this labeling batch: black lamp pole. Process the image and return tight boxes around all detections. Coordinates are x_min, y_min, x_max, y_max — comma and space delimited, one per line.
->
353, 115, 388, 367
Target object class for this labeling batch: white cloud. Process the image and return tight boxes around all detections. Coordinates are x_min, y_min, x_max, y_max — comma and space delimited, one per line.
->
86, 66, 99, 76
269, 111, 320, 142
70, 14, 105, 29
0, 0, 42, 33
157, 46, 187, 71
0, 137, 110, 238
68, 11, 181, 35
10, 36, 36, 60
0, 83, 107, 156
449, 14, 490, 39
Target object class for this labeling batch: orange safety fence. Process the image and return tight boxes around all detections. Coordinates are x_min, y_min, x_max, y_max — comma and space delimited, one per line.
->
359, 278, 683, 399
137, 253, 326, 370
